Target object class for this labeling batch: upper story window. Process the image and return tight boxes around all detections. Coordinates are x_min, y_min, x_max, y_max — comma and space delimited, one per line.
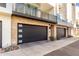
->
15, 3, 37, 16
0, 3, 6, 8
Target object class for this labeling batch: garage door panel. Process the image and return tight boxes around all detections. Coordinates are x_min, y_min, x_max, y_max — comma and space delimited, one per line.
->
18, 24, 47, 44
57, 28, 66, 39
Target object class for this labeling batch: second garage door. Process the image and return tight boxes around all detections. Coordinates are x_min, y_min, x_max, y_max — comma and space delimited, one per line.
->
57, 28, 66, 40
18, 24, 48, 44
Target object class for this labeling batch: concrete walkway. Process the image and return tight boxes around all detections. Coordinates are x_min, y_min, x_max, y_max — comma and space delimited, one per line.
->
0, 37, 79, 56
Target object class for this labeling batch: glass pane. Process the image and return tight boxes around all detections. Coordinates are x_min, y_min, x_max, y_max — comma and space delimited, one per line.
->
31, 8, 37, 16
25, 4, 31, 15
41, 12, 48, 19
16, 3, 24, 13
25, 4, 37, 16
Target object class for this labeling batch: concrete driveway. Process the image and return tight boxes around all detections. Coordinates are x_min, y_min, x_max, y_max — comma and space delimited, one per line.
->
0, 37, 79, 56
45, 38, 79, 56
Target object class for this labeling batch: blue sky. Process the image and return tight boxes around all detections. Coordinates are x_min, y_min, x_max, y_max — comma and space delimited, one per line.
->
76, 3, 79, 6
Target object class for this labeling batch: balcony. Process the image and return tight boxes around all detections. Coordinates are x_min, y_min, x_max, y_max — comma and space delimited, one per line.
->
12, 3, 57, 23
56, 14, 73, 27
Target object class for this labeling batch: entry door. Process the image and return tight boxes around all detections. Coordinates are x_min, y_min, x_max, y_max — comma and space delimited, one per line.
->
18, 24, 48, 44
57, 28, 66, 40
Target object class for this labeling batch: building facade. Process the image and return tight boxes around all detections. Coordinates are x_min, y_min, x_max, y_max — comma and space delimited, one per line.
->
0, 3, 76, 49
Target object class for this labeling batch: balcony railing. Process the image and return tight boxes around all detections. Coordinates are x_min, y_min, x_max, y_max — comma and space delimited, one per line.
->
12, 3, 57, 23
56, 13, 73, 27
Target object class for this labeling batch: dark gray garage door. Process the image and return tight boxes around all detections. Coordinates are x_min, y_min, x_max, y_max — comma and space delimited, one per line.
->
18, 24, 48, 44
57, 28, 66, 40
0, 21, 2, 48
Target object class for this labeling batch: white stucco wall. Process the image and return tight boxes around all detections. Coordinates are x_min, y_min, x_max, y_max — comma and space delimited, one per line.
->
76, 6, 79, 19
2, 17, 11, 48
0, 3, 12, 48
67, 4, 72, 23
0, 3, 12, 14
0, 14, 11, 48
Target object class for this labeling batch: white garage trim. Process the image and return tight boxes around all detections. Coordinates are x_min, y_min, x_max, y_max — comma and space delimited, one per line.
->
2, 17, 11, 48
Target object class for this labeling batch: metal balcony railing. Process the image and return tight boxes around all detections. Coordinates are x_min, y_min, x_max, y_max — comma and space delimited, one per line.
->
56, 13, 73, 27
12, 3, 57, 23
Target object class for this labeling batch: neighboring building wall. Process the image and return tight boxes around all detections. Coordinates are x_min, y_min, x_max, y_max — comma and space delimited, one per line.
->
37, 3, 53, 13
30, 3, 54, 14
66, 3, 76, 37
59, 3, 67, 20
54, 3, 67, 20
75, 19, 79, 37
75, 5, 79, 37
71, 4, 76, 37
49, 3, 57, 15
76, 29, 79, 37
67, 3, 76, 25
67, 3, 72, 36
54, 3, 76, 38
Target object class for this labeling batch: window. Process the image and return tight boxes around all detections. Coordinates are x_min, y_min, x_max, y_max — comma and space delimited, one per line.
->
16, 3, 24, 13
0, 3, 6, 8
25, 4, 31, 15
31, 6, 37, 16
41, 12, 48, 19
25, 4, 37, 16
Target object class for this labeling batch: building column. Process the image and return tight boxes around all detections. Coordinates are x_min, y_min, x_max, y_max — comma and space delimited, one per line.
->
75, 28, 78, 36
53, 25, 57, 40
66, 28, 68, 37
71, 28, 74, 37
2, 16, 11, 48
67, 28, 71, 37
37, 9, 41, 17
71, 28, 77, 37
50, 25, 57, 40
